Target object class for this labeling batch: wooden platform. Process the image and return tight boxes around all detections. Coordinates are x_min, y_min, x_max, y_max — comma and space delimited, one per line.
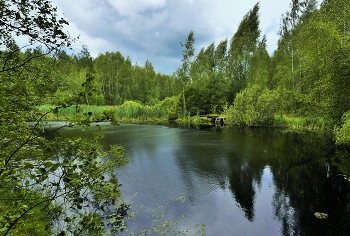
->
200, 115, 225, 126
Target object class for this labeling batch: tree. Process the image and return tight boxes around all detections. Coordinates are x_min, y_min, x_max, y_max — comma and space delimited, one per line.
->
278, 0, 317, 91
176, 30, 195, 117
77, 45, 93, 71
227, 3, 261, 104
297, 0, 350, 120
188, 40, 228, 114
248, 36, 271, 88
0, 0, 72, 73
94, 51, 126, 105
0, 1, 128, 235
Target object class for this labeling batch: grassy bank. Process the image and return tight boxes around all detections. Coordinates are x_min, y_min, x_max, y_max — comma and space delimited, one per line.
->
37, 104, 332, 131
37, 103, 169, 125
272, 115, 331, 131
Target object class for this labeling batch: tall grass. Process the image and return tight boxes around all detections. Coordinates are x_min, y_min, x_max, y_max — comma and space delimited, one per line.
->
223, 105, 330, 131
273, 115, 330, 130
38, 103, 330, 131
37, 102, 169, 124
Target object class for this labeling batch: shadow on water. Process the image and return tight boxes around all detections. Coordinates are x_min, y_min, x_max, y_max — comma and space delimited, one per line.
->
237, 128, 350, 236
50, 123, 350, 235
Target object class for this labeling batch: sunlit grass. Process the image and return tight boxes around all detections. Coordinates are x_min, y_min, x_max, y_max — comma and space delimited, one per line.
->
273, 115, 330, 130
37, 103, 169, 124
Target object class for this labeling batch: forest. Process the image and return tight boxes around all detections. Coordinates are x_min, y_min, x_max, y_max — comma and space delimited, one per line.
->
33, 0, 350, 143
0, 0, 350, 235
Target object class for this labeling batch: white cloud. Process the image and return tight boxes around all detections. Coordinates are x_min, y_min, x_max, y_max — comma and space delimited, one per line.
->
107, 0, 166, 17
51, 0, 292, 74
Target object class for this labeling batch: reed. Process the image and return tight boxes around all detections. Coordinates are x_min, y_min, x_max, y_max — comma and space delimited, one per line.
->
273, 115, 330, 130
37, 102, 169, 124
38, 103, 330, 131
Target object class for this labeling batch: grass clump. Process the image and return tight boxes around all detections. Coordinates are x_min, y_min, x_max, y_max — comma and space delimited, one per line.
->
37, 101, 169, 124
274, 115, 330, 131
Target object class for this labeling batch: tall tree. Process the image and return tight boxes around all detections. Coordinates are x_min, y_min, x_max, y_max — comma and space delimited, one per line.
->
0, 0, 72, 73
77, 44, 93, 71
227, 3, 261, 104
94, 51, 125, 105
278, 0, 318, 91
248, 36, 271, 88
297, 0, 350, 120
176, 30, 195, 117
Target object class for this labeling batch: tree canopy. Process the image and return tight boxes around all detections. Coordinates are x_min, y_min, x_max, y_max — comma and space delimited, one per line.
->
2, 0, 350, 233
0, 1, 129, 235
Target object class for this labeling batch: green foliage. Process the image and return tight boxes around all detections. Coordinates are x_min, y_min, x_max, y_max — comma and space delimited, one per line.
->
38, 102, 170, 124
0, 0, 71, 74
227, 85, 279, 126
335, 111, 350, 145
92, 52, 174, 106
176, 30, 196, 117
275, 115, 330, 130
0, 188, 54, 236
53, 67, 104, 106
120, 100, 143, 109
226, 3, 261, 103
157, 96, 179, 111
188, 39, 228, 115
156, 96, 180, 120
0, 1, 130, 234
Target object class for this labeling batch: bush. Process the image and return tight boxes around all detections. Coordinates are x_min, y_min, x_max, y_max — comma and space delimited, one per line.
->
228, 85, 279, 126
120, 100, 143, 109
335, 111, 350, 146
156, 96, 180, 120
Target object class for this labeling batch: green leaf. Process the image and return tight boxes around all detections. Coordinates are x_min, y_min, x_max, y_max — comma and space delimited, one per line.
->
109, 178, 118, 184
44, 161, 53, 168
50, 163, 60, 172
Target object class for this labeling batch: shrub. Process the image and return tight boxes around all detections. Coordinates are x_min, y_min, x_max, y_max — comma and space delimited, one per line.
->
229, 85, 279, 126
335, 110, 350, 146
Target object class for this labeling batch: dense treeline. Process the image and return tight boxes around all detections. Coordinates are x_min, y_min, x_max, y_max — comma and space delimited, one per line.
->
178, 0, 350, 138
51, 48, 180, 106
179, 0, 350, 127
47, 0, 350, 132
6, 0, 349, 134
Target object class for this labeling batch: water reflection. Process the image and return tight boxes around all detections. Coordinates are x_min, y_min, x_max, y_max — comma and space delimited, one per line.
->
52, 123, 350, 235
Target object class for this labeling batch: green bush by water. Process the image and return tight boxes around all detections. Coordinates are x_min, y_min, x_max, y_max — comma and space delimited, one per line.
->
335, 110, 350, 146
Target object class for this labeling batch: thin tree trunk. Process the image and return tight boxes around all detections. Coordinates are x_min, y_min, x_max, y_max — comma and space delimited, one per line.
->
182, 86, 186, 117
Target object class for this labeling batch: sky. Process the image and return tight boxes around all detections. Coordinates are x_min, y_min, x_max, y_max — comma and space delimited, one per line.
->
51, 0, 292, 74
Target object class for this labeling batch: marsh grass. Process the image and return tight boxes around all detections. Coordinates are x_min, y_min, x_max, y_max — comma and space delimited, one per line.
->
38, 103, 330, 132
37, 103, 169, 124
274, 115, 330, 130
223, 112, 330, 131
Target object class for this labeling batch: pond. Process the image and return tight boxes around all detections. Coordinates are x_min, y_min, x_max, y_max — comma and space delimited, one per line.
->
53, 123, 350, 236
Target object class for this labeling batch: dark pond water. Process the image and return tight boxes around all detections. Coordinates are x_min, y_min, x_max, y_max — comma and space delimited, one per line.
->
53, 122, 350, 236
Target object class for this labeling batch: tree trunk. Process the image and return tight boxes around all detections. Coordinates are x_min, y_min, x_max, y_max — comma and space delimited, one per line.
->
182, 86, 186, 117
